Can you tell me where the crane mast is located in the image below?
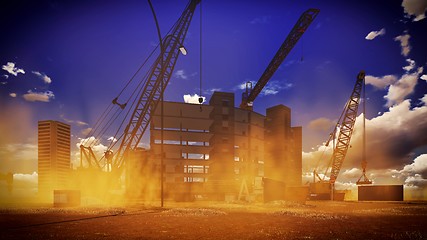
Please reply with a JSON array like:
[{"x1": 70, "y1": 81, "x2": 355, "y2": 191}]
[
  {"x1": 240, "y1": 8, "x2": 319, "y2": 110},
  {"x1": 111, "y1": 0, "x2": 200, "y2": 170},
  {"x1": 329, "y1": 71, "x2": 365, "y2": 184}
]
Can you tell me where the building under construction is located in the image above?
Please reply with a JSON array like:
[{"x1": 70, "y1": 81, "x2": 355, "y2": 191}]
[
  {"x1": 78, "y1": 1, "x2": 317, "y2": 202},
  {"x1": 128, "y1": 91, "x2": 302, "y2": 201}
]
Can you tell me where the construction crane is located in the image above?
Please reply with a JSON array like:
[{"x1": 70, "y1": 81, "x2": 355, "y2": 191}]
[
  {"x1": 356, "y1": 70, "x2": 372, "y2": 186},
  {"x1": 80, "y1": 0, "x2": 200, "y2": 174},
  {"x1": 237, "y1": 8, "x2": 319, "y2": 201},
  {"x1": 312, "y1": 71, "x2": 371, "y2": 199},
  {"x1": 240, "y1": 8, "x2": 319, "y2": 111}
]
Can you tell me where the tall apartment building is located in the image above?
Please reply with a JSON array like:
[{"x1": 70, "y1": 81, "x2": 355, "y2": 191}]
[
  {"x1": 150, "y1": 101, "x2": 213, "y2": 200},
  {"x1": 38, "y1": 120, "x2": 71, "y2": 197},
  {"x1": 149, "y1": 91, "x2": 301, "y2": 200}
]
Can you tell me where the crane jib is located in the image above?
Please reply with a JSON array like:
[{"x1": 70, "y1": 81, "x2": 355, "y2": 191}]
[
  {"x1": 112, "y1": 0, "x2": 200, "y2": 170},
  {"x1": 240, "y1": 8, "x2": 319, "y2": 110}
]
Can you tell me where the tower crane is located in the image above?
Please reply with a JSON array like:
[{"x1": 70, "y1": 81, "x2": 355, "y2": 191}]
[
  {"x1": 312, "y1": 71, "x2": 371, "y2": 200},
  {"x1": 80, "y1": 0, "x2": 200, "y2": 175},
  {"x1": 240, "y1": 8, "x2": 319, "y2": 111}
]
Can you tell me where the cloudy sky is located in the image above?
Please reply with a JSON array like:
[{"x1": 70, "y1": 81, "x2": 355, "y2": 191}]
[{"x1": 1, "y1": 0, "x2": 427, "y2": 199}]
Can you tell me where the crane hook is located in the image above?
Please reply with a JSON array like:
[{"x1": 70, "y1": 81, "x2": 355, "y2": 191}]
[{"x1": 112, "y1": 97, "x2": 127, "y2": 110}]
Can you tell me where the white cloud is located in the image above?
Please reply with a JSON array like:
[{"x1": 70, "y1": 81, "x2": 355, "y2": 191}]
[
  {"x1": 394, "y1": 33, "x2": 411, "y2": 57},
  {"x1": 2, "y1": 62, "x2": 25, "y2": 76},
  {"x1": 236, "y1": 80, "x2": 256, "y2": 91},
  {"x1": 81, "y1": 127, "x2": 93, "y2": 136},
  {"x1": 2, "y1": 74, "x2": 8, "y2": 79},
  {"x1": 9, "y1": 93, "x2": 17, "y2": 98},
  {"x1": 401, "y1": 154, "x2": 427, "y2": 175},
  {"x1": 250, "y1": 15, "x2": 272, "y2": 24},
  {"x1": 174, "y1": 69, "x2": 188, "y2": 80},
  {"x1": 360, "y1": 97, "x2": 427, "y2": 170},
  {"x1": 391, "y1": 154, "x2": 427, "y2": 189},
  {"x1": 76, "y1": 121, "x2": 88, "y2": 126},
  {"x1": 365, "y1": 74, "x2": 398, "y2": 89},
  {"x1": 23, "y1": 90, "x2": 55, "y2": 102},
  {"x1": 402, "y1": 0, "x2": 427, "y2": 21},
  {"x1": 283, "y1": 60, "x2": 296, "y2": 67},
  {"x1": 1, "y1": 81, "x2": 7, "y2": 85},
  {"x1": 5, "y1": 143, "x2": 38, "y2": 161},
  {"x1": 108, "y1": 137, "x2": 118, "y2": 142},
  {"x1": 315, "y1": 60, "x2": 332, "y2": 71},
  {"x1": 203, "y1": 88, "x2": 222, "y2": 95},
  {"x1": 367, "y1": 58, "x2": 423, "y2": 107},
  {"x1": 262, "y1": 80, "x2": 293, "y2": 95},
  {"x1": 365, "y1": 28, "x2": 386, "y2": 40},
  {"x1": 341, "y1": 168, "x2": 362, "y2": 179},
  {"x1": 32, "y1": 71, "x2": 52, "y2": 84},
  {"x1": 235, "y1": 80, "x2": 292, "y2": 96},
  {"x1": 14, "y1": 172, "x2": 38, "y2": 185},
  {"x1": 422, "y1": 94, "x2": 427, "y2": 105},
  {"x1": 77, "y1": 136, "x2": 101, "y2": 149},
  {"x1": 303, "y1": 94, "x2": 427, "y2": 185},
  {"x1": 60, "y1": 115, "x2": 87, "y2": 126},
  {"x1": 183, "y1": 93, "x2": 205, "y2": 104},
  {"x1": 13, "y1": 172, "x2": 38, "y2": 197},
  {"x1": 421, "y1": 74, "x2": 427, "y2": 81},
  {"x1": 76, "y1": 136, "x2": 108, "y2": 168},
  {"x1": 403, "y1": 59, "x2": 416, "y2": 72},
  {"x1": 307, "y1": 117, "x2": 335, "y2": 132},
  {"x1": 404, "y1": 174, "x2": 427, "y2": 187},
  {"x1": 414, "y1": 14, "x2": 427, "y2": 21},
  {"x1": 385, "y1": 67, "x2": 423, "y2": 107},
  {"x1": 1, "y1": 143, "x2": 38, "y2": 174},
  {"x1": 137, "y1": 142, "x2": 150, "y2": 149},
  {"x1": 302, "y1": 143, "x2": 334, "y2": 173}
]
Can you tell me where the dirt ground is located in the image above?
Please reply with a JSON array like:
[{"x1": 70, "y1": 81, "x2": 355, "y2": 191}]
[{"x1": 1, "y1": 201, "x2": 426, "y2": 240}]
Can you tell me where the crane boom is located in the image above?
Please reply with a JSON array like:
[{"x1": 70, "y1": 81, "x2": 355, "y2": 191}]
[
  {"x1": 111, "y1": 0, "x2": 201, "y2": 170},
  {"x1": 240, "y1": 8, "x2": 319, "y2": 110},
  {"x1": 329, "y1": 71, "x2": 365, "y2": 184}
]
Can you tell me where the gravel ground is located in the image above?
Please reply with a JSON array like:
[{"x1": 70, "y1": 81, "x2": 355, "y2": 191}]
[{"x1": 0, "y1": 201, "x2": 426, "y2": 240}]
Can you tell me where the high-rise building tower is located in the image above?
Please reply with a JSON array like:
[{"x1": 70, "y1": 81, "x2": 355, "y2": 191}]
[{"x1": 38, "y1": 120, "x2": 71, "y2": 198}]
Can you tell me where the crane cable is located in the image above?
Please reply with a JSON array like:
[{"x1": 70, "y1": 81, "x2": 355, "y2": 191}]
[
  {"x1": 81, "y1": 15, "x2": 180, "y2": 148},
  {"x1": 106, "y1": 65, "x2": 154, "y2": 151},
  {"x1": 92, "y1": 5, "x2": 186, "y2": 156},
  {"x1": 79, "y1": 1, "x2": 190, "y2": 169},
  {"x1": 313, "y1": 98, "x2": 350, "y2": 181},
  {"x1": 84, "y1": 51, "x2": 157, "y2": 166},
  {"x1": 323, "y1": 100, "x2": 349, "y2": 180},
  {"x1": 94, "y1": 61, "x2": 157, "y2": 168},
  {"x1": 81, "y1": 104, "x2": 114, "y2": 146},
  {"x1": 81, "y1": 48, "x2": 158, "y2": 147},
  {"x1": 199, "y1": 1, "x2": 203, "y2": 102}
]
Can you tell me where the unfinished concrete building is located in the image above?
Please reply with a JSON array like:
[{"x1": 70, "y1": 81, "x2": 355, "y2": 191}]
[
  {"x1": 265, "y1": 105, "x2": 302, "y2": 186},
  {"x1": 149, "y1": 91, "x2": 301, "y2": 200}
]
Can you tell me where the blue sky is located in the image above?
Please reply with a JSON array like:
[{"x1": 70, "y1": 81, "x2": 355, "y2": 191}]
[{"x1": 1, "y1": 0, "x2": 427, "y2": 198}]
